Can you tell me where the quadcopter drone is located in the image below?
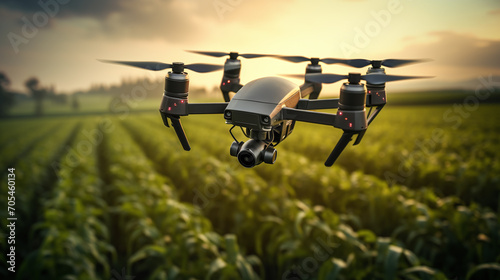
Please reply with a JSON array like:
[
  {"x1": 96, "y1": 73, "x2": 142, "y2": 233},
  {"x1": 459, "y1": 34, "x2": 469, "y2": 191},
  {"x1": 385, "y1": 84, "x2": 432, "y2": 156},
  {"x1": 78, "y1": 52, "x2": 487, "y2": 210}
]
[{"x1": 100, "y1": 52, "x2": 430, "y2": 168}]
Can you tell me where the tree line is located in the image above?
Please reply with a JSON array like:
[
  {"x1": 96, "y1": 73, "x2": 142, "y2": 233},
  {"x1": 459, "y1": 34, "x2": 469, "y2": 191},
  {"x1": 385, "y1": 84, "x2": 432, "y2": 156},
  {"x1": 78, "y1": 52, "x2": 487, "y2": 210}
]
[
  {"x1": 0, "y1": 71, "x2": 77, "y2": 117},
  {"x1": 0, "y1": 71, "x2": 216, "y2": 117}
]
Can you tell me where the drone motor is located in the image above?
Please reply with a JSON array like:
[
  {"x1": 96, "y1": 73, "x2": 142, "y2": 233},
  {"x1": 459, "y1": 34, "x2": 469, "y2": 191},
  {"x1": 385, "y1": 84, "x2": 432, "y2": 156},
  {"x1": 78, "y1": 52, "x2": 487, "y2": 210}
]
[{"x1": 186, "y1": 50, "x2": 274, "y2": 102}]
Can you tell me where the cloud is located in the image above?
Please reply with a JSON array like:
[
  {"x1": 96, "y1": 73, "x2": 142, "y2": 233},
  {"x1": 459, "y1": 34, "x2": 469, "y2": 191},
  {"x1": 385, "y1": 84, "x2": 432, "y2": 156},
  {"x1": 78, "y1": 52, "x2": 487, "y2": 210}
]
[
  {"x1": 377, "y1": 31, "x2": 500, "y2": 91},
  {"x1": 0, "y1": 0, "x2": 125, "y2": 19},
  {"x1": 94, "y1": 1, "x2": 211, "y2": 42},
  {"x1": 0, "y1": 0, "x2": 211, "y2": 42},
  {"x1": 0, "y1": 0, "x2": 293, "y2": 43},
  {"x1": 400, "y1": 31, "x2": 500, "y2": 70}
]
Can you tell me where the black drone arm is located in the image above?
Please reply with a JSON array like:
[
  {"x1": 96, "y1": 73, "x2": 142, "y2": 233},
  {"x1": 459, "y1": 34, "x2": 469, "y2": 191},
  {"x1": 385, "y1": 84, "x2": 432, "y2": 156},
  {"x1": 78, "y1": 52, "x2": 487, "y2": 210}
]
[
  {"x1": 282, "y1": 107, "x2": 336, "y2": 126},
  {"x1": 188, "y1": 103, "x2": 228, "y2": 114},
  {"x1": 282, "y1": 106, "x2": 366, "y2": 167},
  {"x1": 352, "y1": 104, "x2": 385, "y2": 145},
  {"x1": 299, "y1": 82, "x2": 322, "y2": 99},
  {"x1": 161, "y1": 102, "x2": 228, "y2": 151},
  {"x1": 325, "y1": 131, "x2": 354, "y2": 166},
  {"x1": 221, "y1": 83, "x2": 243, "y2": 102},
  {"x1": 366, "y1": 105, "x2": 385, "y2": 126},
  {"x1": 296, "y1": 98, "x2": 339, "y2": 110},
  {"x1": 159, "y1": 113, "x2": 191, "y2": 151},
  {"x1": 169, "y1": 117, "x2": 191, "y2": 151},
  {"x1": 299, "y1": 83, "x2": 314, "y2": 97}
]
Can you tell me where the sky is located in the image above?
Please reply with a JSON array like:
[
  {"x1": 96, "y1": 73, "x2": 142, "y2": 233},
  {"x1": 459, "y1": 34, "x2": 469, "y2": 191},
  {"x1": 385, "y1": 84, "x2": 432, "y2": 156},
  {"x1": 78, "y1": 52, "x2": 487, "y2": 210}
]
[{"x1": 1, "y1": 0, "x2": 500, "y2": 95}]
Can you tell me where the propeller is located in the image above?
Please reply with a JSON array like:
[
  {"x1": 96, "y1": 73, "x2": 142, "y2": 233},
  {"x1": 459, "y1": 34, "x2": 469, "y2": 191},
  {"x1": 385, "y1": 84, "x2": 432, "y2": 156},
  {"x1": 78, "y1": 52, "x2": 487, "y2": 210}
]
[
  {"x1": 271, "y1": 55, "x2": 345, "y2": 65},
  {"x1": 99, "y1": 59, "x2": 225, "y2": 73},
  {"x1": 285, "y1": 73, "x2": 432, "y2": 85},
  {"x1": 327, "y1": 58, "x2": 431, "y2": 68},
  {"x1": 186, "y1": 50, "x2": 275, "y2": 60}
]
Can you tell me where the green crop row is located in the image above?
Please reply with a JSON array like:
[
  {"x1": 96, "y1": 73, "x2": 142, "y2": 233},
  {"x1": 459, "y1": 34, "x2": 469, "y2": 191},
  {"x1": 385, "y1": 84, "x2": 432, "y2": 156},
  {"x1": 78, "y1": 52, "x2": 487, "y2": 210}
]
[
  {"x1": 121, "y1": 116, "x2": 451, "y2": 279},
  {"x1": 11, "y1": 119, "x2": 110, "y2": 279},
  {"x1": 0, "y1": 120, "x2": 62, "y2": 172},
  {"x1": 0, "y1": 119, "x2": 49, "y2": 147},
  {"x1": 152, "y1": 104, "x2": 500, "y2": 212},
  {"x1": 1, "y1": 103, "x2": 499, "y2": 279},
  {"x1": 278, "y1": 105, "x2": 500, "y2": 211},
  {"x1": 123, "y1": 110, "x2": 500, "y2": 279},
  {"x1": 104, "y1": 120, "x2": 261, "y2": 279},
  {"x1": 0, "y1": 119, "x2": 80, "y2": 279}
]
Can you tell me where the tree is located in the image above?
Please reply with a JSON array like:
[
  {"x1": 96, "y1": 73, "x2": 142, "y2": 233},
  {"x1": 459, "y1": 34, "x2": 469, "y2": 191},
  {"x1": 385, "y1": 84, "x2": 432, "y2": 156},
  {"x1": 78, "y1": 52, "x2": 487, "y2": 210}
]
[
  {"x1": 72, "y1": 95, "x2": 80, "y2": 110},
  {"x1": 0, "y1": 72, "x2": 14, "y2": 117},
  {"x1": 25, "y1": 77, "x2": 46, "y2": 116}
]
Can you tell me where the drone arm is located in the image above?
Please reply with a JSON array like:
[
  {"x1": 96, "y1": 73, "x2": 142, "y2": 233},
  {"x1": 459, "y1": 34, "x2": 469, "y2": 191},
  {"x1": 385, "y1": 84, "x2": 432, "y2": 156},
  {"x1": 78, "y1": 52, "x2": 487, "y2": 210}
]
[
  {"x1": 325, "y1": 132, "x2": 354, "y2": 166},
  {"x1": 299, "y1": 82, "x2": 322, "y2": 99},
  {"x1": 188, "y1": 103, "x2": 228, "y2": 114},
  {"x1": 282, "y1": 107, "x2": 367, "y2": 166},
  {"x1": 159, "y1": 103, "x2": 228, "y2": 151},
  {"x1": 233, "y1": 83, "x2": 243, "y2": 92},
  {"x1": 170, "y1": 117, "x2": 191, "y2": 151},
  {"x1": 352, "y1": 105, "x2": 384, "y2": 146},
  {"x1": 367, "y1": 105, "x2": 384, "y2": 126},
  {"x1": 282, "y1": 107, "x2": 336, "y2": 126},
  {"x1": 160, "y1": 113, "x2": 191, "y2": 151},
  {"x1": 296, "y1": 98, "x2": 339, "y2": 110},
  {"x1": 300, "y1": 83, "x2": 314, "y2": 97},
  {"x1": 221, "y1": 83, "x2": 243, "y2": 102}
]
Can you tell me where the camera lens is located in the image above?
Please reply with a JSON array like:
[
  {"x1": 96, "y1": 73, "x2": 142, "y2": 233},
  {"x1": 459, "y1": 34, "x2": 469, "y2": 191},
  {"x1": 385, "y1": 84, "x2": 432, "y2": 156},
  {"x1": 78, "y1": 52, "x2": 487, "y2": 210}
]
[{"x1": 238, "y1": 151, "x2": 256, "y2": 168}]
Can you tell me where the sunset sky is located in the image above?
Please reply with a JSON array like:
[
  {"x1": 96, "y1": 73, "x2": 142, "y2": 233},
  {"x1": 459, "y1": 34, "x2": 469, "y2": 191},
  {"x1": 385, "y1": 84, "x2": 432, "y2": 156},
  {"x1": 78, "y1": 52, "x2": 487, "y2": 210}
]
[{"x1": 1, "y1": 0, "x2": 499, "y2": 95}]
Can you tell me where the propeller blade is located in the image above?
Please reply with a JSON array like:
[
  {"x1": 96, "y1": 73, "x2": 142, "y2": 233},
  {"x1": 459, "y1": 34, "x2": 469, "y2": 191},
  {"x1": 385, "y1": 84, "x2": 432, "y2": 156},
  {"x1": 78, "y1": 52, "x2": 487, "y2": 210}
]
[
  {"x1": 304, "y1": 73, "x2": 349, "y2": 84},
  {"x1": 185, "y1": 50, "x2": 229, "y2": 58},
  {"x1": 271, "y1": 56, "x2": 356, "y2": 65},
  {"x1": 274, "y1": 55, "x2": 311, "y2": 63},
  {"x1": 99, "y1": 59, "x2": 171, "y2": 71},
  {"x1": 325, "y1": 132, "x2": 354, "y2": 166},
  {"x1": 187, "y1": 50, "x2": 276, "y2": 59},
  {"x1": 362, "y1": 74, "x2": 433, "y2": 85},
  {"x1": 382, "y1": 58, "x2": 432, "y2": 68},
  {"x1": 320, "y1": 58, "x2": 347, "y2": 65},
  {"x1": 332, "y1": 59, "x2": 371, "y2": 68},
  {"x1": 288, "y1": 73, "x2": 431, "y2": 85},
  {"x1": 185, "y1": 63, "x2": 224, "y2": 73},
  {"x1": 239, "y1": 53, "x2": 274, "y2": 59},
  {"x1": 270, "y1": 56, "x2": 373, "y2": 66}
]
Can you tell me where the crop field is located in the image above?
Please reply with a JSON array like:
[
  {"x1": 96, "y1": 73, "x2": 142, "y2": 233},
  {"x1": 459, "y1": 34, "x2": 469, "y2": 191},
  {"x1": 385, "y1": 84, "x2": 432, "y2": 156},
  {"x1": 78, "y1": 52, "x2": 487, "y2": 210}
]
[{"x1": 0, "y1": 100, "x2": 499, "y2": 280}]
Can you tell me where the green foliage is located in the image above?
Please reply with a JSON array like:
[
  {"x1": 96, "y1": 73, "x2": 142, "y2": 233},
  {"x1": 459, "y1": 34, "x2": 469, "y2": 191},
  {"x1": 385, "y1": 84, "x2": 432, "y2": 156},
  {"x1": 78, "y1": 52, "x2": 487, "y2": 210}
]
[
  {"x1": 0, "y1": 104, "x2": 499, "y2": 279},
  {"x1": 0, "y1": 119, "x2": 79, "y2": 279},
  {"x1": 15, "y1": 119, "x2": 112, "y2": 280}
]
